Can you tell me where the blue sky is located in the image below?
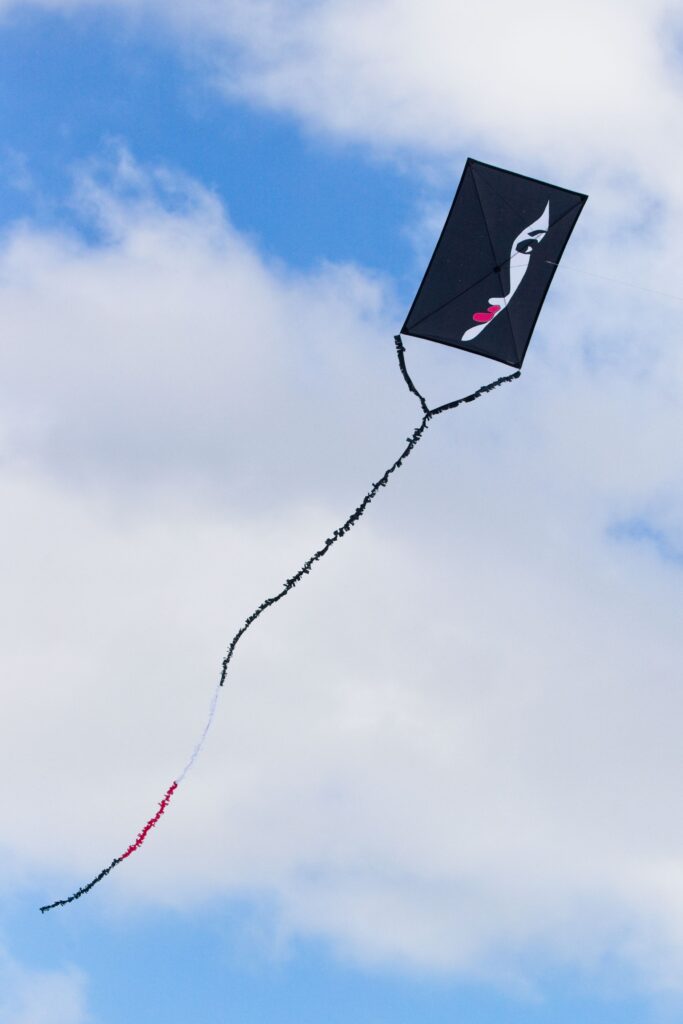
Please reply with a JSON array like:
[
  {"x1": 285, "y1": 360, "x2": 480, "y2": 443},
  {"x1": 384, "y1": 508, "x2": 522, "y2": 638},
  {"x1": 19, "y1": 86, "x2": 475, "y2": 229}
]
[
  {"x1": 0, "y1": 7, "x2": 419, "y2": 277},
  {"x1": 2, "y1": 2, "x2": 683, "y2": 1022}
]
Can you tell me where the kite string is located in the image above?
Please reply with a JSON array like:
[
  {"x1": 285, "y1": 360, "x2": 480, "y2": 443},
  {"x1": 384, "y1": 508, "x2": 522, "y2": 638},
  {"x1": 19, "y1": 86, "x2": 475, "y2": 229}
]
[
  {"x1": 39, "y1": 337, "x2": 520, "y2": 914},
  {"x1": 545, "y1": 259, "x2": 683, "y2": 303}
]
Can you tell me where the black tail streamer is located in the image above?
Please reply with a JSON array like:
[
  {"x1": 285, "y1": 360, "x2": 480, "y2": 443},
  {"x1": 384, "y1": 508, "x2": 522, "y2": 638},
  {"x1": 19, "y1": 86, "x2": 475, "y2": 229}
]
[
  {"x1": 39, "y1": 335, "x2": 519, "y2": 913},
  {"x1": 40, "y1": 857, "x2": 123, "y2": 913},
  {"x1": 219, "y1": 338, "x2": 520, "y2": 686}
]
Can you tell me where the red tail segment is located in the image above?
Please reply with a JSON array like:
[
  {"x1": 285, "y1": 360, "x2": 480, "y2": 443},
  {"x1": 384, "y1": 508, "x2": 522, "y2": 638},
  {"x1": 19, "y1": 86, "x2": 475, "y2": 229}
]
[{"x1": 120, "y1": 781, "x2": 178, "y2": 860}]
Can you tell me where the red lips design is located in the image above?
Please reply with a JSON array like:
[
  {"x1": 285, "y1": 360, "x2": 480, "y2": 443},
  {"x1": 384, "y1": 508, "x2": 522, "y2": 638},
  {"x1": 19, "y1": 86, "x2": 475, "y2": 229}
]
[{"x1": 472, "y1": 304, "x2": 501, "y2": 324}]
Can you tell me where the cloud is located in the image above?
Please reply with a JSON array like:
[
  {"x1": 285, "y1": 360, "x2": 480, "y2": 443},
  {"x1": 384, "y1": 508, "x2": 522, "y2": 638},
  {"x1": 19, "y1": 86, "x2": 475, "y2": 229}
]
[
  {"x1": 3, "y1": 0, "x2": 683, "y2": 199},
  {"x1": 1, "y1": 149, "x2": 683, "y2": 992},
  {"x1": 0, "y1": 945, "x2": 89, "y2": 1024},
  {"x1": 205, "y1": 0, "x2": 683, "y2": 183},
  {"x1": 0, "y1": 146, "x2": 400, "y2": 505}
]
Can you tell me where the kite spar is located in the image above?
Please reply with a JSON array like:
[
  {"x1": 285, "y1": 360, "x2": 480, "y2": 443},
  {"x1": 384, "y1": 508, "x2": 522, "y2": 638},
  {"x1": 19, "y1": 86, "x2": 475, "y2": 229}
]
[{"x1": 40, "y1": 158, "x2": 586, "y2": 913}]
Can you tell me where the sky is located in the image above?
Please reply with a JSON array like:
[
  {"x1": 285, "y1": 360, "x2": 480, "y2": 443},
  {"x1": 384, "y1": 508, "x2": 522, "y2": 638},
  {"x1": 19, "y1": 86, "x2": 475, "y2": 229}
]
[{"x1": 2, "y1": 1, "x2": 683, "y2": 1021}]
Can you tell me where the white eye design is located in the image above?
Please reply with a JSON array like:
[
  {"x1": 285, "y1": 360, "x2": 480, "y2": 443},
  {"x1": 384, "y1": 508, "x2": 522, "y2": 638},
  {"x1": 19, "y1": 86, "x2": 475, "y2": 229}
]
[{"x1": 462, "y1": 201, "x2": 549, "y2": 343}]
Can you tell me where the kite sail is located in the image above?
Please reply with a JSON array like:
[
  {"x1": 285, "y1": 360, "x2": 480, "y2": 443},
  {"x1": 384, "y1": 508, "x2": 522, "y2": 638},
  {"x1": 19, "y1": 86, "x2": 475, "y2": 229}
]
[
  {"x1": 40, "y1": 158, "x2": 586, "y2": 913},
  {"x1": 403, "y1": 158, "x2": 587, "y2": 367}
]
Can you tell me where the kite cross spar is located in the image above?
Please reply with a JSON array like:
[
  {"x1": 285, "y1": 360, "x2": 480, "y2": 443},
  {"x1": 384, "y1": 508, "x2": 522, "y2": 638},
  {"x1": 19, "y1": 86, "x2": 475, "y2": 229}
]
[{"x1": 40, "y1": 158, "x2": 587, "y2": 913}]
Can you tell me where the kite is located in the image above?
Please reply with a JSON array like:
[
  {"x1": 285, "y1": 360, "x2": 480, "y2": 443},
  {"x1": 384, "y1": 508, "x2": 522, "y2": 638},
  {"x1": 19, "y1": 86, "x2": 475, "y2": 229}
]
[{"x1": 40, "y1": 158, "x2": 587, "y2": 913}]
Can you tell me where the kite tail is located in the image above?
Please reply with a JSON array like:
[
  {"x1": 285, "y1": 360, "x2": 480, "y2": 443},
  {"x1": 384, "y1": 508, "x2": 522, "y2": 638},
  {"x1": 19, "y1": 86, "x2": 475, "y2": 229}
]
[
  {"x1": 39, "y1": 337, "x2": 519, "y2": 913},
  {"x1": 218, "y1": 411, "x2": 430, "y2": 686},
  {"x1": 39, "y1": 783, "x2": 178, "y2": 913}
]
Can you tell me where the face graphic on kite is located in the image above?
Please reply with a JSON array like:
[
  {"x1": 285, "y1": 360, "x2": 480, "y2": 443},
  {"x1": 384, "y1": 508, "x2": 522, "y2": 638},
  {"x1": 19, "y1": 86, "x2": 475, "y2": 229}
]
[{"x1": 462, "y1": 201, "x2": 550, "y2": 343}]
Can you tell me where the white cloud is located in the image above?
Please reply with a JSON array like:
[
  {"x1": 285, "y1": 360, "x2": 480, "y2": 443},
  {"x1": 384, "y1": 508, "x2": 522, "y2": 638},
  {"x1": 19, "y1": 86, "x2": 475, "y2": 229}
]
[
  {"x1": 1, "y1": 152, "x2": 683, "y2": 993},
  {"x1": 206, "y1": 0, "x2": 683, "y2": 182},
  {"x1": 3, "y1": 0, "x2": 683, "y2": 201},
  {"x1": 0, "y1": 147, "x2": 400, "y2": 504},
  {"x1": 0, "y1": 946, "x2": 89, "y2": 1024}
]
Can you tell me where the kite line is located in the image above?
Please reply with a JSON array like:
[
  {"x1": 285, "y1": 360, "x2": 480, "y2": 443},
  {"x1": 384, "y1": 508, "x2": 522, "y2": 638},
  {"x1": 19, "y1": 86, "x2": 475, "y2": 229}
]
[
  {"x1": 545, "y1": 259, "x2": 683, "y2": 304},
  {"x1": 40, "y1": 337, "x2": 519, "y2": 914}
]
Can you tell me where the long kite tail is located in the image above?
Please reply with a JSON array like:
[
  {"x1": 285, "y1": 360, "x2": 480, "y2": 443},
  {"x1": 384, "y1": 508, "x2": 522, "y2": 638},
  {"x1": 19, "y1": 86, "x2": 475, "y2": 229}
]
[{"x1": 39, "y1": 337, "x2": 519, "y2": 913}]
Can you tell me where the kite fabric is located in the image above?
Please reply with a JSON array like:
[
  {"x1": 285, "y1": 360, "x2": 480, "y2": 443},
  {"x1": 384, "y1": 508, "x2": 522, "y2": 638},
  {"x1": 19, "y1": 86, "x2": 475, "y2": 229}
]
[
  {"x1": 40, "y1": 157, "x2": 586, "y2": 914},
  {"x1": 402, "y1": 158, "x2": 588, "y2": 368}
]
